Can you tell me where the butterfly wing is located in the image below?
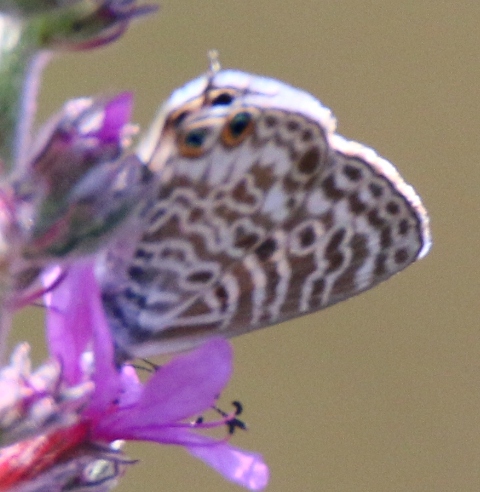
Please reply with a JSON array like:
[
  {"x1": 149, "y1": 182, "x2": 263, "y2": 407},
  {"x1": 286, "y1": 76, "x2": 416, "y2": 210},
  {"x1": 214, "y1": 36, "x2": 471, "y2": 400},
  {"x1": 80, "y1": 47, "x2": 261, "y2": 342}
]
[{"x1": 97, "y1": 70, "x2": 430, "y2": 357}]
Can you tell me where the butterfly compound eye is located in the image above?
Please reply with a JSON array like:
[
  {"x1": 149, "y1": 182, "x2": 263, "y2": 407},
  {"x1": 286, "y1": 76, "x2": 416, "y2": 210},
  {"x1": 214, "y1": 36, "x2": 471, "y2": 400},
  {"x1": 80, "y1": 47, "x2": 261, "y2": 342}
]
[
  {"x1": 211, "y1": 92, "x2": 234, "y2": 106},
  {"x1": 221, "y1": 110, "x2": 255, "y2": 147},
  {"x1": 208, "y1": 88, "x2": 236, "y2": 106}
]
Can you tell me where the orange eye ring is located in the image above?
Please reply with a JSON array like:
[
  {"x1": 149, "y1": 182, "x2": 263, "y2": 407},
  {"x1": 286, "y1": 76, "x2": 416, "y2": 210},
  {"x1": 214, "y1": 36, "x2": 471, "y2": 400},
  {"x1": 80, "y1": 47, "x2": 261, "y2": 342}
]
[{"x1": 221, "y1": 109, "x2": 256, "y2": 148}]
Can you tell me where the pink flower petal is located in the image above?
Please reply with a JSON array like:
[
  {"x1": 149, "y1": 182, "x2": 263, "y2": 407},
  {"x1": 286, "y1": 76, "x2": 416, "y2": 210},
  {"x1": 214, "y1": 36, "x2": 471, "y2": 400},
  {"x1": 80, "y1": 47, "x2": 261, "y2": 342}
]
[
  {"x1": 97, "y1": 339, "x2": 233, "y2": 434},
  {"x1": 88, "y1": 269, "x2": 121, "y2": 415},
  {"x1": 44, "y1": 261, "x2": 120, "y2": 407},
  {"x1": 118, "y1": 422, "x2": 269, "y2": 490},
  {"x1": 187, "y1": 437, "x2": 269, "y2": 491},
  {"x1": 92, "y1": 423, "x2": 269, "y2": 491},
  {"x1": 136, "y1": 338, "x2": 232, "y2": 420},
  {"x1": 96, "y1": 92, "x2": 133, "y2": 142},
  {"x1": 117, "y1": 365, "x2": 142, "y2": 407},
  {"x1": 44, "y1": 264, "x2": 93, "y2": 385}
]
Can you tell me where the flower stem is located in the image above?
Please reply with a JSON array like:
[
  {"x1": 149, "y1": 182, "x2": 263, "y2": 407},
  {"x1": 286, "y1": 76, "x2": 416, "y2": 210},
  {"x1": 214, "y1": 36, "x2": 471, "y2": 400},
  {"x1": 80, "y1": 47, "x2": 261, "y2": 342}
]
[
  {"x1": 0, "y1": 13, "x2": 36, "y2": 172},
  {"x1": 0, "y1": 1, "x2": 136, "y2": 174}
]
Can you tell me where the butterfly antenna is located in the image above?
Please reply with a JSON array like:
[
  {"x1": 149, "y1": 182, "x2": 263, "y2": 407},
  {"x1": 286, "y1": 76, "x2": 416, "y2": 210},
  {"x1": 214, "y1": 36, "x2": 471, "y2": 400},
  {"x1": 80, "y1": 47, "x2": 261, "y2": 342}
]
[{"x1": 208, "y1": 49, "x2": 221, "y2": 75}]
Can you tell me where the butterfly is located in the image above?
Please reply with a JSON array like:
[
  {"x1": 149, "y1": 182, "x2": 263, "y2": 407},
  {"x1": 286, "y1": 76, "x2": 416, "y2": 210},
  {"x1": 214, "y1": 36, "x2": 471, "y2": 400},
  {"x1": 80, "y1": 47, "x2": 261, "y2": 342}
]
[{"x1": 96, "y1": 66, "x2": 431, "y2": 359}]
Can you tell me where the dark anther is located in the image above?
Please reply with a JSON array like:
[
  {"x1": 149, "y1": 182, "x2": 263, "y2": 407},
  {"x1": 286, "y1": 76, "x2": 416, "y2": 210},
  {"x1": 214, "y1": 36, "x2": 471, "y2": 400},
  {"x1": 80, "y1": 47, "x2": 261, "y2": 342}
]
[
  {"x1": 226, "y1": 416, "x2": 247, "y2": 435},
  {"x1": 232, "y1": 400, "x2": 243, "y2": 415},
  {"x1": 214, "y1": 401, "x2": 247, "y2": 435}
]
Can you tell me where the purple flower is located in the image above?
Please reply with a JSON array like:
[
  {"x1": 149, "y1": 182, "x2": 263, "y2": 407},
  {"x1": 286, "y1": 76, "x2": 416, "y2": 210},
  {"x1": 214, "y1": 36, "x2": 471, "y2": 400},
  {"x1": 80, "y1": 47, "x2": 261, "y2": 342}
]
[
  {"x1": 14, "y1": 92, "x2": 150, "y2": 265},
  {"x1": 41, "y1": 261, "x2": 269, "y2": 490}
]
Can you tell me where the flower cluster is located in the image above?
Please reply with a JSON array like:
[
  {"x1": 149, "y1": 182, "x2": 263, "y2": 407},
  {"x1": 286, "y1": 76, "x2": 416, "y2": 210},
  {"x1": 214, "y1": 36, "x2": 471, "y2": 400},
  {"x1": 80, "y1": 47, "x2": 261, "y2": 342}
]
[
  {"x1": 0, "y1": 2, "x2": 269, "y2": 491},
  {"x1": 0, "y1": 262, "x2": 268, "y2": 490}
]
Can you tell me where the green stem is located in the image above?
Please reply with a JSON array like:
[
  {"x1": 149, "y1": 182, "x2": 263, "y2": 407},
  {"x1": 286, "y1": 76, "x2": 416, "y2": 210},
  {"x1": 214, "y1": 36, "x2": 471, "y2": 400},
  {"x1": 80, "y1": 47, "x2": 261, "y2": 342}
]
[
  {"x1": 0, "y1": 2, "x2": 112, "y2": 173},
  {"x1": 0, "y1": 14, "x2": 36, "y2": 171},
  {"x1": 0, "y1": 1, "x2": 60, "y2": 15}
]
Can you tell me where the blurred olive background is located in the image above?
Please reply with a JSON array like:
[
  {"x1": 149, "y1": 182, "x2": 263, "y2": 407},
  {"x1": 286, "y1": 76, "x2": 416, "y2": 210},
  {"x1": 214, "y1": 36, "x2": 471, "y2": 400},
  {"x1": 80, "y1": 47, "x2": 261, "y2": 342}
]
[{"x1": 10, "y1": 1, "x2": 480, "y2": 491}]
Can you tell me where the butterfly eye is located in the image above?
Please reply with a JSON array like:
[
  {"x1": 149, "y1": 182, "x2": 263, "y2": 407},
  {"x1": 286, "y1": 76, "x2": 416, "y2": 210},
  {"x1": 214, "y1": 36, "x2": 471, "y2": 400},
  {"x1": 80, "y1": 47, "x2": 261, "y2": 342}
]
[
  {"x1": 208, "y1": 88, "x2": 236, "y2": 106},
  {"x1": 178, "y1": 127, "x2": 210, "y2": 158},
  {"x1": 211, "y1": 92, "x2": 234, "y2": 106},
  {"x1": 221, "y1": 110, "x2": 255, "y2": 147}
]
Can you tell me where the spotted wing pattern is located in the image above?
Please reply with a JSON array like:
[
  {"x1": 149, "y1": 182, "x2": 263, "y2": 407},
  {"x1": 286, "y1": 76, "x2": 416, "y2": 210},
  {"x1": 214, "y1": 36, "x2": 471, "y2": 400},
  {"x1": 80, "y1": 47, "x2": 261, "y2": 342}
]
[{"x1": 97, "y1": 70, "x2": 431, "y2": 357}]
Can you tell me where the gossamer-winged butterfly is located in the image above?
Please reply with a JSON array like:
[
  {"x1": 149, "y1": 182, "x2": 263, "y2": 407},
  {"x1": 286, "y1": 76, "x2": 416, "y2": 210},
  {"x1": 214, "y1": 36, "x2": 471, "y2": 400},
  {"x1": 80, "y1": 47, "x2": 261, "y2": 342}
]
[{"x1": 96, "y1": 64, "x2": 431, "y2": 359}]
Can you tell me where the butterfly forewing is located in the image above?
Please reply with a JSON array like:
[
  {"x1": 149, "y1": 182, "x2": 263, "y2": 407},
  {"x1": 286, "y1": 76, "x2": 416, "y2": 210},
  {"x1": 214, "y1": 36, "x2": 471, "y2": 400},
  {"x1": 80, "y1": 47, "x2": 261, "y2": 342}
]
[{"x1": 97, "y1": 70, "x2": 431, "y2": 357}]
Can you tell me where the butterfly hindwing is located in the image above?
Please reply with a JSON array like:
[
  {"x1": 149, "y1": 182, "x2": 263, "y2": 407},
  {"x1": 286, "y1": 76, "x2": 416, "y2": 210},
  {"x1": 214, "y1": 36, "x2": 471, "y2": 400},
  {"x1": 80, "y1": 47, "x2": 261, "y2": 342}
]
[{"x1": 98, "y1": 70, "x2": 430, "y2": 357}]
